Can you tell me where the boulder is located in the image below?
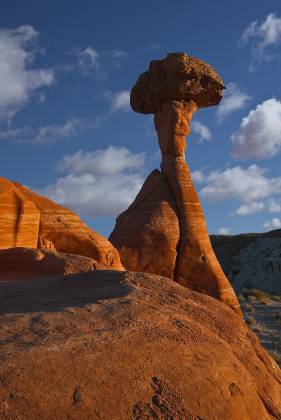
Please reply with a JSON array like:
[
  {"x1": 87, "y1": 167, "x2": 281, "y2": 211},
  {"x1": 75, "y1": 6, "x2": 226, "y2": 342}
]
[
  {"x1": 0, "y1": 271, "x2": 280, "y2": 419},
  {"x1": 130, "y1": 52, "x2": 225, "y2": 114}
]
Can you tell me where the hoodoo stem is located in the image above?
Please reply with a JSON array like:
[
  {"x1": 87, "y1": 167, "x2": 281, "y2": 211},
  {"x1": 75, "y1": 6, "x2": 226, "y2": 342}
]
[{"x1": 155, "y1": 100, "x2": 241, "y2": 315}]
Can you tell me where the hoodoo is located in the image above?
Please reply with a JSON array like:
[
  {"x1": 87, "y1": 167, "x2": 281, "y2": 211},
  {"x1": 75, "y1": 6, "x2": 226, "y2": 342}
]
[{"x1": 110, "y1": 52, "x2": 240, "y2": 314}]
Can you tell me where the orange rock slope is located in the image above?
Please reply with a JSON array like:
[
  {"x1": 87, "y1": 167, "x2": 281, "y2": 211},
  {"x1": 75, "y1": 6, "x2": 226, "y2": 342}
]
[
  {"x1": 0, "y1": 177, "x2": 123, "y2": 271},
  {"x1": 0, "y1": 271, "x2": 280, "y2": 418},
  {"x1": 110, "y1": 53, "x2": 240, "y2": 314},
  {"x1": 0, "y1": 247, "x2": 107, "y2": 281}
]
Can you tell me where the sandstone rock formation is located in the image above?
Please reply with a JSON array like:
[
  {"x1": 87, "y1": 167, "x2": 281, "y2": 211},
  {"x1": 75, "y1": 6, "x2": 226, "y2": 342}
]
[
  {"x1": 110, "y1": 52, "x2": 240, "y2": 314},
  {"x1": 0, "y1": 247, "x2": 107, "y2": 281},
  {"x1": 0, "y1": 271, "x2": 280, "y2": 418},
  {"x1": 0, "y1": 177, "x2": 123, "y2": 271},
  {"x1": 111, "y1": 169, "x2": 180, "y2": 279},
  {"x1": 0, "y1": 177, "x2": 40, "y2": 249}
]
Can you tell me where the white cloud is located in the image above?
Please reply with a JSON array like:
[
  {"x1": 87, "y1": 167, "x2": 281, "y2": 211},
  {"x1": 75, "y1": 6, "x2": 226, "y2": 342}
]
[
  {"x1": 231, "y1": 98, "x2": 281, "y2": 160},
  {"x1": 217, "y1": 227, "x2": 231, "y2": 235},
  {"x1": 216, "y1": 83, "x2": 250, "y2": 121},
  {"x1": 110, "y1": 91, "x2": 130, "y2": 112},
  {"x1": 0, "y1": 118, "x2": 89, "y2": 145},
  {"x1": 235, "y1": 201, "x2": 265, "y2": 216},
  {"x1": 74, "y1": 47, "x2": 127, "y2": 75},
  {"x1": 235, "y1": 198, "x2": 281, "y2": 216},
  {"x1": 34, "y1": 118, "x2": 83, "y2": 144},
  {"x1": 57, "y1": 146, "x2": 145, "y2": 176},
  {"x1": 40, "y1": 146, "x2": 145, "y2": 216},
  {"x1": 241, "y1": 13, "x2": 281, "y2": 69},
  {"x1": 191, "y1": 120, "x2": 212, "y2": 142},
  {"x1": 191, "y1": 170, "x2": 206, "y2": 184},
  {"x1": 76, "y1": 47, "x2": 99, "y2": 72},
  {"x1": 199, "y1": 164, "x2": 281, "y2": 203},
  {"x1": 263, "y1": 217, "x2": 281, "y2": 230},
  {"x1": 0, "y1": 25, "x2": 54, "y2": 121}
]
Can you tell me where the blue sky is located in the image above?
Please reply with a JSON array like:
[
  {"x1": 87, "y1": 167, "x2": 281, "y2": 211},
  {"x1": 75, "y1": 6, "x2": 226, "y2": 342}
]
[{"x1": 1, "y1": 0, "x2": 281, "y2": 237}]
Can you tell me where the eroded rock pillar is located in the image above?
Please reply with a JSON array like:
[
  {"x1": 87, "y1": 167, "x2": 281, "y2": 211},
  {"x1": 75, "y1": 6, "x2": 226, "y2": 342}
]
[{"x1": 155, "y1": 100, "x2": 241, "y2": 315}]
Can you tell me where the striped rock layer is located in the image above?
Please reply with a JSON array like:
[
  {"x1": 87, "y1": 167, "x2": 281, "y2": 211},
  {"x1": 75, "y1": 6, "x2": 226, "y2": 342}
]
[
  {"x1": 0, "y1": 177, "x2": 123, "y2": 271},
  {"x1": 110, "y1": 101, "x2": 241, "y2": 315}
]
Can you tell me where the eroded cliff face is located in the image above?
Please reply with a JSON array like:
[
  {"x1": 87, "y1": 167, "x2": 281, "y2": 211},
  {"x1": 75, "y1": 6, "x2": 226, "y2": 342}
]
[
  {"x1": 0, "y1": 177, "x2": 123, "y2": 271},
  {"x1": 212, "y1": 231, "x2": 281, "y2": 294}
]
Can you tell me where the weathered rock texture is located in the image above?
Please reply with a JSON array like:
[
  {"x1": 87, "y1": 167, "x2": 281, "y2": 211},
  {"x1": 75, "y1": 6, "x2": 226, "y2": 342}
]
[
  {"x1": 110, "y1": 169, "x2": 180, "y2": 279},
  {"x1": 0, "y1": 271, "x2": 280, "y2": 419},
  {"x1": 0, "y1": 247, "x2": 107, "y2": 281},
  {"x1": 111, "y1": 53, "x2": 240, "y2": 314},
  {"x1": 0, "y1": 178, "x2": 40, "y2": 249},
  {"x1": 130, "y1": 52, "x2": 225, "y2": 114},
  {"x1": 211, "y1": 229, "x2": 281, "y2": 294},
  {"x1": 0, "y1": 177, "x2": 123, "y2": 270}
]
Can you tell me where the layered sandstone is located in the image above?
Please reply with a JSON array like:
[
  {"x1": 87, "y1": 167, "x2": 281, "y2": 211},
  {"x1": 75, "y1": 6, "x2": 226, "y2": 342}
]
[
  {"x1": 111, "y1": 53, "x2": 240, "y2": 314},
  {"x1": 0, "y1": 177, "x2": 123, "y2": 271},
  {"x1": 130, "y1": 52, "x2": 225, "y2": 114},
  {"x1": 111, "y1": 169, "x2": 180, "y2": 279},
  {"x1": 0, "y1": 271, "x2": 280, "y2": 418},
  {"x1": 0, "y1": 247, "x2": 107, "y2": 281},
  {"x1": 0, "y1": 178, "x2": 40, "y2": 249}
]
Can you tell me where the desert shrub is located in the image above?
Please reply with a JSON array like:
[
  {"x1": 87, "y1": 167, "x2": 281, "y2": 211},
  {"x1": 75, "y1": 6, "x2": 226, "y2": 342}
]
[
  {"x1": 259, "y1": 297, "x2": 272, "y2": 305},
  {"x1": 243, "y1": 289, "x2": 270, "y2": 299},
  {"x1": 271, "y1": 295, "x2": 281, "y2": 301}
]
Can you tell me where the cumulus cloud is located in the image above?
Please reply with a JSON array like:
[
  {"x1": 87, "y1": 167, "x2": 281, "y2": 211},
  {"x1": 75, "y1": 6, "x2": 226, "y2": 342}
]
[
  {"x1": 0, "y1": 25, "x2": 54, "y2": 121},
  {"x1": 191, "y1": 120, "x2": 212, "y2": 142},
  {"x1": 199, "y1": 164, "x2": 281, "y2": 203},
  {"x1": 110, "y1": 91, "x2": 130, "y2": 112},
  {"x1": 235, "y1": 198, "x2": 281, "y2": 216},
  {"x1": 40, "y1": 146, "x2": 145, "y2": 216},
  {"x1": 216, "y1": 83, "x2": 250, "y2": 121},
  {"x1": 235, "y1": 201, "x2": 265, "y2": 216},
  {"x1": 263, "y1": 217, "x2": 281, "y2": 230},
  {"x1": 217, "y1": 227, "x2": 231, "y2": 235},
  {"x1": 231, "y1": 98, "x2": 281, "y2": 160},
  {"x1": 241, "y1": 13, "x2": 281, "y2": 70},
  {"x1": 57, "y1": 146, "x2": 145, "y2": 176},
  {"x1": 191, "y1": 170, "x2": 206, "y2": 184}
]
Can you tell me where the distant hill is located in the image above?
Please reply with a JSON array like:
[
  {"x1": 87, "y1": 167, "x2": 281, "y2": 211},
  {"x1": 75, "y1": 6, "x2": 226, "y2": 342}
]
[{"x1": 211, "y1": 229, "x2": 281, "y2": 294}]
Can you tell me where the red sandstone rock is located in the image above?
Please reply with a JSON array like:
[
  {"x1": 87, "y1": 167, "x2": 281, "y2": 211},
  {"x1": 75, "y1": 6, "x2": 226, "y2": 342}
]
[
  {"x1": 130, "y1": 52, "x2": 225, "y2": 114},
  {"x1": 0, "y1": 177, "x2": 123, "y2": 271},
  {"x1": 0, "y1": 247, "x2": 107, "y2": 281},
  {"x1": 110, "y1": 169, "x2": 180, "y2": 279},
  {"x1": 0, "y1": 271, "x2": 280, "y2": 418},
  {"x1": 111, "y1": 53, "x2": 241, "y2": 315},
  {"x1": 0, "y1": 178, "x2": 40, "y2": 249}
]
